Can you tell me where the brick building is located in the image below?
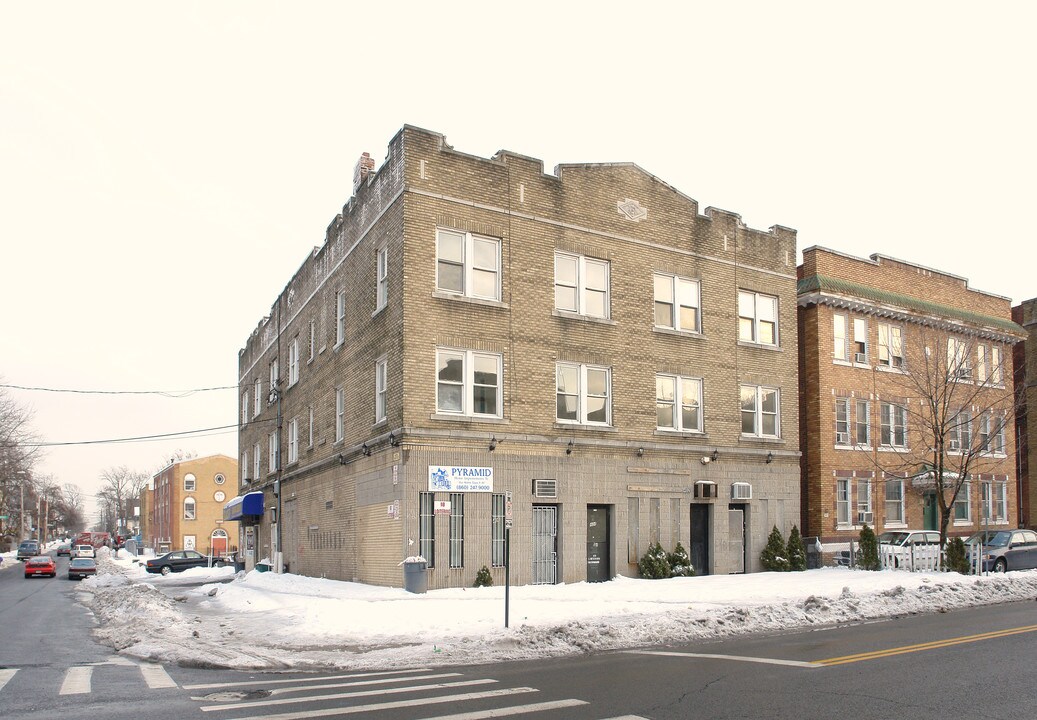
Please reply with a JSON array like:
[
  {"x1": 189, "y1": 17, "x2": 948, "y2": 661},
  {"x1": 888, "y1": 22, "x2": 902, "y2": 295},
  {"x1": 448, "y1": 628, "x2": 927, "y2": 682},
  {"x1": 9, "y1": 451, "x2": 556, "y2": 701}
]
[
  {"x1": 141, "y1": 455, "x2": 237, "y2": 556},
  {"x1": 1012, "y1": 298, "x2": 1037, "y2": 528},
  {"x1": 798, "y1": 247, "x2": 1025, "y2": 546},
  {"x1": 236, "y1": 125, "x2": 800, "y2": 588}
]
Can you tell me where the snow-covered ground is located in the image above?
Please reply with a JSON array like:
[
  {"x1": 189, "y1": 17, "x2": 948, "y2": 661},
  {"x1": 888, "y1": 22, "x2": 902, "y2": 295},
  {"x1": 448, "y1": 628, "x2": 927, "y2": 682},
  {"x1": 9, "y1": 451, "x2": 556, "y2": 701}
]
[{"x1": 31, "y1": 552, "x2": 1031, "y2": 672}]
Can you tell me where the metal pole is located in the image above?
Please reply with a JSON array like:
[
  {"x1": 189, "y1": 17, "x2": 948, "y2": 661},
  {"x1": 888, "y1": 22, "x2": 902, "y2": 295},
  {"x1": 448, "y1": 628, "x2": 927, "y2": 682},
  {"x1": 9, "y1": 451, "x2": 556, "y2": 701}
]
[{"x1": 504, "y1": 526, "x2": 510, "y2": 628}]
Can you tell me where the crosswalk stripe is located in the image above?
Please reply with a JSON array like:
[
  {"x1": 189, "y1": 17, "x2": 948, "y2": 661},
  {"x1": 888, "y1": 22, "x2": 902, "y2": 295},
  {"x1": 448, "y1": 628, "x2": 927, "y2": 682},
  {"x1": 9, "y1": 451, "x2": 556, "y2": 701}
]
[
  {"x1": 411, "y1": 699, "x2": 589, "y2": 719},
  {"x1": 200, "y1": 678, "x2": 498, "y2": 712},
  {"x1": 261, "y1": 673, "x2": 462, "y2": 697},
  {"x1": 140, "y1": 664, "x2": 177, "y2": 689},
  {"x1": 183, "y1": 667, "x2": 430, "y2": 691},
  {"x1": 0, "y1": 669, "x2": 17, "y2": 692},
  {"x1": 600, "y1": 716, "x2": 653, "y2": 719},
  {"x1": 60, "y1": 666, "x2": 93, "y2": 695},
  {"x1": 219, "y1": 687, "x2": 539, "y2": 720}
]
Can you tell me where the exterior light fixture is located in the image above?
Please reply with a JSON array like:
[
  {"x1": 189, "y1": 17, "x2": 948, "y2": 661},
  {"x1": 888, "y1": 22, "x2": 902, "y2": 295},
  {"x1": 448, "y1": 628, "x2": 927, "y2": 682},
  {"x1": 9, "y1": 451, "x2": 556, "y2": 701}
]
[
  {"x1": 389, "y1": 432, "x2": 400, "y2": 447},
  {"x1": 361, "y1": 443, "x2": 371, "y2": 457},
  {"x1": 637, "y1": 447, "x2": 644, "y2": 457},
  {"x1": 711, "y1": 449, "x2": 719, "y2": 462},
  {"x1": 489, "y1": 436, "x2": 497, "y2": 452},
  {"x1": 766, "y1": 452, "x2": 774, "y2": 464},
  {"x1": 566, "y1": 439, "x2": 574, "y2": 455}
]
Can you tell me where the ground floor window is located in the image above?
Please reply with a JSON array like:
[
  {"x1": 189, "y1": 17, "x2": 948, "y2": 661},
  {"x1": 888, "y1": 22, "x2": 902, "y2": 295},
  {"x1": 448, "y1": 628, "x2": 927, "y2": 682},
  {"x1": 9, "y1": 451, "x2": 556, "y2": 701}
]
[
  {"x1": 449, "y1": 492, "x2": 464, "y2": 568},
  {"x1": 884, "y1": 477, "x2": 904, "y2": 523},
  {"x1": 954, "y1": 481, "x2": 971, "y2": 522},
  {"x1": 419, "y1": 492, "x2": 435, "y2": 568},
  {"x1": 836, "y1": 478, "x2": 851, "y2": 526}
]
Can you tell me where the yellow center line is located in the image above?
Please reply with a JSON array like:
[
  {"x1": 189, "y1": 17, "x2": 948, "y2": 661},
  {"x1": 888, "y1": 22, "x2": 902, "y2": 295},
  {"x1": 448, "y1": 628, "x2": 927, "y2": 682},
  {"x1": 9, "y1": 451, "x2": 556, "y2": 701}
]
[{"x1": 815, "y1": 624, "x2": 1037, "y2": 666}]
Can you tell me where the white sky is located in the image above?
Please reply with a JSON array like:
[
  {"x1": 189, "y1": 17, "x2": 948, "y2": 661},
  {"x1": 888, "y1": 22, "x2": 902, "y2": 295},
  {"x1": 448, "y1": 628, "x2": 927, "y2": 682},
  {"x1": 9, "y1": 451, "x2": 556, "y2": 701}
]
[{"x1": 2, "y1": 2, "x2": 1036, "y2": 521}]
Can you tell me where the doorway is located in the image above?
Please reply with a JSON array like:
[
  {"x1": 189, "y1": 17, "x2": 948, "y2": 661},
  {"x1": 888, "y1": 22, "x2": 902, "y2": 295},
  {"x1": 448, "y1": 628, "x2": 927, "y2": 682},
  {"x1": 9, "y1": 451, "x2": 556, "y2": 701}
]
[
  {"x1": 690, "y1": 504, "x2": 711, "y2": 576},
  {"x1": 586, "y1": 505, "x2": 610, "y2": 582},
  {"x1": 923, "y1": 492, "x2": 938, "y2": 530},
  {"x1": 728, "y1": 504, "x2": 747, "y2": 574},
  {"x1": 532, "y1": 505, "x2": 558, "y2": 584}
]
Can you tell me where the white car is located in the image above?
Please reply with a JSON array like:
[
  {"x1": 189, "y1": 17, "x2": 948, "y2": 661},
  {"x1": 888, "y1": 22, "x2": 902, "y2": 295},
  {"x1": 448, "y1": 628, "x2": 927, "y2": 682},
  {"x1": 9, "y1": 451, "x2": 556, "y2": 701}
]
[
  {"x1": 877, "y1": 530, "x2": 941, "y2": 569},
  {"x1": 71, "y1": 544, "x2": 96, "y2": 559}
]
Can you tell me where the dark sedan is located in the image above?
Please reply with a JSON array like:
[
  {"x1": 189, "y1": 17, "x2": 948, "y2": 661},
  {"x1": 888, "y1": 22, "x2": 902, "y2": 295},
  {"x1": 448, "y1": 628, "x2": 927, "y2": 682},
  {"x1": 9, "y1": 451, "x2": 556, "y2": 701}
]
[
  {"x1": 972, "y1": 529, "x2": 1037, "y2": 572},
  {"x1": 145, "y1": 550, "x2": 219, "y2": 575},
  {"x1": 68, "y1": 557, "x2": 97, "y2": 580}
]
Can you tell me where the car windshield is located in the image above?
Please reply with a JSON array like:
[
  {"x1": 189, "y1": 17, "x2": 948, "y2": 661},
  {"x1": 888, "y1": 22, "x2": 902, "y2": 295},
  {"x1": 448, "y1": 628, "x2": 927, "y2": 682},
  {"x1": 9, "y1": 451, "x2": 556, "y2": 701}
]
[
  {"x1": 985, "y1": 532, "x2": 1012, "y2": 547},
  {"x1": 70, "y1": 559, "x2": 95, "y2": 568},
  {"x1": 19, "y1": 543, "x2": 37, "y2": 550},
  {"x1": 877, "y1": 532, "x2": 909, "y2": 545}
]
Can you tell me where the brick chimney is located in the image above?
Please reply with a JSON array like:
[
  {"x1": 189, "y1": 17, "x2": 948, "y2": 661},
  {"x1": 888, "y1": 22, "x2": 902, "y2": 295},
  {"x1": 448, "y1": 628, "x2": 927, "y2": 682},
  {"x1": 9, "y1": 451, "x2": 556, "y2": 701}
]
[{"x1": 353, "y1": 152, "x2": 376, "y2": 193}]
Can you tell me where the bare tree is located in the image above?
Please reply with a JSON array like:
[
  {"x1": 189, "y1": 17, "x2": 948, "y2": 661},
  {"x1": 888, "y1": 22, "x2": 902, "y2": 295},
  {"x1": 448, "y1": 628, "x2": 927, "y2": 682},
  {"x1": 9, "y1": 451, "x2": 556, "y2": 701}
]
[
  {"x1": 872, "y1": 328, "x2": 1017, "y2": 546},
  {"x1": 97, "y1": 466, "x2": 149, "y2": 534},
  {"x1": 0, "y1": 381, "x2": 41, "y2": 538}
]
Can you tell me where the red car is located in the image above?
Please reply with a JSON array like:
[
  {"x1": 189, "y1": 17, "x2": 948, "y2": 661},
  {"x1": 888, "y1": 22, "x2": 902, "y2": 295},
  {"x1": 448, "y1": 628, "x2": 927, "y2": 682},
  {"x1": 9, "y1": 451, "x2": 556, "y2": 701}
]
[{"x1": 24, "y1": 555, "x2": 56, "y2": 578}]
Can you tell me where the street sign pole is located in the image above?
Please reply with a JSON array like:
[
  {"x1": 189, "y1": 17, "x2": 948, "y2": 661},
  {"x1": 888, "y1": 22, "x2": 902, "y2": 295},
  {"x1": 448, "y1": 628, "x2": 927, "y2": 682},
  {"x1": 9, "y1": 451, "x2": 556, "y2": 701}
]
[{"x1": 504, "y1": 490, "x2": 512, "y2": 628}]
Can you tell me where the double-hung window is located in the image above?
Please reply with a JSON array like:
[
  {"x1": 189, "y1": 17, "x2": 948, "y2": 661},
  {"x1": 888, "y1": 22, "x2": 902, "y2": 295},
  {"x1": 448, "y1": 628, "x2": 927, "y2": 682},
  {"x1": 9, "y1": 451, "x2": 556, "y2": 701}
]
[
  {"x1": 287, "y1": 418, "x2": 298, "y2": 464},
  {"x1": 855, "y1": 399, "x2": 871, "y2": 446},
  {"x1": 241, "y1": 451, "x2": 248, "y2": 484},
  {"x1": 269, "y1": 358, "x2": 279, "y2": 393},
  {"x1": 376, "y1": 246, "x2": 388, "y2": 310},
  {"x1": 740, "y1": 385, "x2": 780, "y2": 437},
  {"x1": 836, "y1": 478, "x2": 851, "y2": 526},
  {"x1": 556, "y1": 362, "x2": 611, "y2": 425},
  {"x1": 994, "y1": 481, "x2": 1007, "y2": 522},
  {"x1": 308, "y1": 319, "x2": 316, "y2": 361},
  {"x1": 856, "y1": 479, "x2": 872, "y2": 521},
  {"x1": 948, "y1": 337, "x2": 971, "y2": 381},
  {"x1": 241, "y1": 391, "x2": 249, "y2": 426},
  {"x1": 655, "y1": 374, "x2": 702, "y2": 432},
  {"x1": 978, "y1": 344, "x2": 1004, "y2": 385},
  {"x1": 253, "y1": 378, "x2": 262, "y2": 417},
  {"x1": 954, "y1": 481, "x2": 971, "y2": 522},
  {"x1": 308, "y1": 406, "x2": 315, "y2": 448},
  {"x1": 852, "y1": 318, "x2": 868, "y2": 364},
  {"x1": 335, "y1": 291, "x2": 346, "y2": 346},
  {"x1": 835, "y1": 398, "x2": 851, "y2": 445},
  {"x1": 949, "y1": 409, "x2": 971, "y2": 452},
  {"x1": 990, "y1": 414, "x2": 1006, "y2": 454},
  {"x1": 833, "y1": 313, "x2": 849, "y2": 361},
  {"x1": 375, "y1": 358, "x2": 388, "y2": 423},
  {"x1": 288, "y1": 336, "x2": 299, "y2": 387},
  {"x1": 737, "y1": 291, "x2": 778, "y2": 345},
  {"x1": 885, "y1": 477, "x2": 904, "y2": 524},
  {"x1": 268, "y1": 431, "x2": 278, "y2": 473},
  {"x1": 436, "y1": 349, "x2": 502, "y2": 417},
  {"x1": 184, "y1": 497, "x2": 196, "y2": 521},
  {"x1": 880, "y1": 402, "x2": 907, "y2": 448},
  {"x1": 253, "y1": 442, "x2": 261, "y2": 480},
  {"x1": 980, "y1": 481, "x2": 994, "y2": 523},
  {"x1": 990, "y1": 346, "x2": 1003, "y2": 385},
  {"x1": 335, "y1": 388, "x2": 345, "y2": 442},
  {"x1": 653, "y1": 274, "x2": 700, "y2": 332},
  {"x1": 878, "y1": 323, "x2": 904, "y2": 369},
  {"x1": 555, "y1": 252, "x2": 610, "y2": 318},
  {"x1": 436, "y1": 229, "x2": 500, "y2": 300}
]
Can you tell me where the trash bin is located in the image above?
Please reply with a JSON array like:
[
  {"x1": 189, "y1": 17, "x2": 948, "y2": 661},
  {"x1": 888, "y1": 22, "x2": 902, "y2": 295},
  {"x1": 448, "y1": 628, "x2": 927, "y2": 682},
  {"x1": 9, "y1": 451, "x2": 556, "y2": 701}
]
[
  {"x1": 806, "y1": 537, "x2": 823, "y2": 570},
  {"x1": 403, "y1": 560, "x2": 428, "y2": 593}
]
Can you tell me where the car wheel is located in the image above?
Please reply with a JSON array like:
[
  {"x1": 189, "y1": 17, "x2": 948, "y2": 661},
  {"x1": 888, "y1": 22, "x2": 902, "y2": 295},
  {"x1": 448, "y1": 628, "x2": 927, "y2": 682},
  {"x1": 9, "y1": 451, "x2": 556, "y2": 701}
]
[
  {"x1": 160, "y1": 565, "x2": 172, "y2": 576},
  {"x1": 993, "y1": 558, "x2": 1007, "y2": 573}
]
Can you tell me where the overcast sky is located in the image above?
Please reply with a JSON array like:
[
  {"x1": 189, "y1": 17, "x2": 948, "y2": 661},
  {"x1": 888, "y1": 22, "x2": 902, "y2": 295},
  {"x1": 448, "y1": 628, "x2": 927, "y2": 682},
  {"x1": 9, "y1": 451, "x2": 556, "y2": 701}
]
[{"x1": 2, "y1": 2, "x2": 1035, "y2": 523}]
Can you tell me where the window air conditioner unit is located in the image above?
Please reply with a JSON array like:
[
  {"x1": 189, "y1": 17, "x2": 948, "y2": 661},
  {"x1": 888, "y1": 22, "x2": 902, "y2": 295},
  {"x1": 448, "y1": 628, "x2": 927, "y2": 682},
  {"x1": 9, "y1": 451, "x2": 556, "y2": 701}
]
[
  {"x1": 948, "y1": 438, "x2": 960, "y2": 451},
  {"x1": 858, "y1": 511, "x2": 874, "y2": 525},
  {"x1": 836, "y1": 431, "x2": 850, "y2": 445},
  {"x1": 694, "y1": 481, "x2": 717, "y2": 499},
  {"x1": 532, "y1": 479, "x2": 558, "y2": 499},
  {"x1": 854, "y1": 352, "x2": 868, "y2": 364},
  {"x1": 731, "y1": 482, "x2": 752, "y2": 500}
]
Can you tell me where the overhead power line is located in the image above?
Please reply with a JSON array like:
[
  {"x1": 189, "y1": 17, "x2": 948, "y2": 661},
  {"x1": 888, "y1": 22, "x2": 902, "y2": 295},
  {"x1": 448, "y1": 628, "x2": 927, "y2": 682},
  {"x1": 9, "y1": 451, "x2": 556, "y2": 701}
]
[
  {"x1": 17, "y1": 423, "x2": 256, "y2": 448},
  {"x1": 0, "y1": 383, "x2": 237, "y2": 397}
]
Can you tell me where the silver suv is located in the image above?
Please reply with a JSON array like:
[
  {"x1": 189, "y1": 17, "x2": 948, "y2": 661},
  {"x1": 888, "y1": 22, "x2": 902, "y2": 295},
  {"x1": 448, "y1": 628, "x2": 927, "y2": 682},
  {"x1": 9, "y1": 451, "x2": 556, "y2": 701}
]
[{"x1": 16, "y1": 540, "x2": 40, "y2": 561}]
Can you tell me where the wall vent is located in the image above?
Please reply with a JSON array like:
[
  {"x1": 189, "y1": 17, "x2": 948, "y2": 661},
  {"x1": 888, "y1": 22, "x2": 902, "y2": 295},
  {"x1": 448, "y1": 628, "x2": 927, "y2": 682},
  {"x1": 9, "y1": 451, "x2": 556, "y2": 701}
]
[{"x1": 532, "y1": 478, "x2": 558, "y2": 498}]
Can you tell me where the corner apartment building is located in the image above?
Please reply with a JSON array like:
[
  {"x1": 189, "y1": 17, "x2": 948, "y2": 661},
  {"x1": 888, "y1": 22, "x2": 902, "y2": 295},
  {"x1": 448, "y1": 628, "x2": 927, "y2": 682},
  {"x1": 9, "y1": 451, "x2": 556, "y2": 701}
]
[
  {"x1": 1013, "y1": 298, "x2": 1037, "y2": 528},
  {"x1": 236, "y1": 125, "x2": 800, "y2": 589},
  {"x1": 798, "y1": 247, "x2": 1025, "y2": 545},
  {"x1": 141, "y1": 454, "x2": 237, "y2": 556}
]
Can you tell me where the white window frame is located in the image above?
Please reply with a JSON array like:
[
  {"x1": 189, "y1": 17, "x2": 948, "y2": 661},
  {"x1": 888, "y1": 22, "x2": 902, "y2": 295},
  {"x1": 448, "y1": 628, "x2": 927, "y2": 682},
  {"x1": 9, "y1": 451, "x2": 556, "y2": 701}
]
[
  {"x1": 241, "y1": 391, "x2": 249, "y2": 426},
  {"x1": 376, "y1": 245, "x2": 388, "y2": 310},
  {"x1": 740, "y1": 384, "x2": 780, "y2": 438},
  {"x1": 950, "y1": 408, "x2": 971, "y2": 452},
  {"x1": 308, "y1": 405, "x2": 315, "y2": 448},
  {"x1": 954, "y1": 481, "x2": 972, "y2": 523},
  {"x1": 948, "y1": 337, "x2": 971, "y2": 381},
  {"x1": 241, "y1": 451, "x2": 249, "y2": 484},
  {"x1": 554, "y1": 251, "x2": 610, "y2": 319},
  {"x1": 308, "y1": 319, "x2": 316, "y2": 361},
  {"x1": 833, "y1": 313, "x2": 849, "y2": 361},
  {"x1": 737, "y1": 290, "x2": 778, "y2": 346},
  {"x1": 253, "y1": 442, "x2": 261, "y2": 481},
  {"x1": 655, "y1": 374, "x2": 703, "y2": 433},
  {"x1": 855, "y1": 399, "x2": 871, "y2": 446},
  {"x1": 183, "y1": 473, "x2": 196, "y2": 492},
  {"x1": 253, "y1": 378, "x2": 262, "y2": 417},
  {"x1": 335, "y1": 388, "x2": 345, "y2": 443},
  {"x1": 880, "y1": 402, "x2": 908, "y2": 448},
  {"x1": 375, "y1": 358, "x2": 388, "y2": 424},
  {"x1": 852, "y1": 317, "x2": 868, "y2": 364},
  {"x1": 288, "y1": 336, "x2": 299, "y2": 387},
  {"x1": 556, "y1": 362, "x2": 612, "y2": 426},
  {"x1": 990, "y1": 346, "x2": 1004, "y2": 385},
  {"x1": 335, "y1": 290, "x2": 346, "y2": 346},
  {"x1": 994, "y1": 481, "x2": 1008, "y2": 522},
  {"x1": 653, "y1": 273, "x2": 700, "y2": 333},
  {"x1": 269, "y1": 358, "x2": 279, "y2": 393},
  {"x1": 183, "y1": 497, "x2": 196, "y2": 521},
  {"x1": 856, "y1": 478, "x2": 872, "y2": 518},
  {"x1": 836, "y1": 478, "x2": 851, "y2": 527},
  {"x1": 268, "y1": 431, "x2": 278, "y2": 473},
  {"x1": 884, "y1": 477, "x2": 904, "y2": 524},
  {"x1": 878, "y1": 323, "x2": 904, "y2": 369},
  {"x1": 287, "y1": 417, "x2": 298, "y2": 464},
  {"x1": 835, "y1": 397, "x2": 851, "y2": 445},
  {"x1": 435, "y1": 228, "x2": 501, "y2": 301},
  {"x1": 435, "y1": 348, "x2": 503, "y2": 418}
]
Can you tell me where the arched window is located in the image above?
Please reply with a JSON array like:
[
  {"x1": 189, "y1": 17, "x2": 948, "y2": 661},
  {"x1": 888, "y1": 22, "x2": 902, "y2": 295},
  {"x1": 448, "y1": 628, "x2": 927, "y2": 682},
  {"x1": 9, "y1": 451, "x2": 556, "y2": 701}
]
[
  {"x1": 183, "y1": 497, "x2": 196, "y2": 520},
  {"x1": 184, "y1": 473, "x2": 197, "y2": 491}
]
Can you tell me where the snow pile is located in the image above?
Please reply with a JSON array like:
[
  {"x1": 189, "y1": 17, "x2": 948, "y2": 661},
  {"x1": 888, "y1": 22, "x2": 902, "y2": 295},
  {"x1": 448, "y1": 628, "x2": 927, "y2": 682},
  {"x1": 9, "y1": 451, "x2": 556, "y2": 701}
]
[{"x1": 79, "y1": 556, "x2": 1037, "y2": 671}]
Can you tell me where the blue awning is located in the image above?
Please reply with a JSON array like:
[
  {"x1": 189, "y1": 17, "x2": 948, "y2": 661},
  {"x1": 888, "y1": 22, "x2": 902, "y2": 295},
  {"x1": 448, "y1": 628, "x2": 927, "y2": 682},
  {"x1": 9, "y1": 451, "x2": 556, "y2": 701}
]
[{"x1": 223, "y1": 491, "x2": 265, "y2": 521}]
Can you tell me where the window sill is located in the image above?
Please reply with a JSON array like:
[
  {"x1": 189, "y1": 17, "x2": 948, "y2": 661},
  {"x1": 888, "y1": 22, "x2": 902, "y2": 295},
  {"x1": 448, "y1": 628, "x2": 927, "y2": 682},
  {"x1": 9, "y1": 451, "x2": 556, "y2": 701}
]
[
  {"x1": 884, "y1": 523, "x2": 907, "y2": 529},
  {"x1": 652, "y1": 326, "x2": 703, "y2": 339},
  {"x1": 432, "y1": 291, "x2": 509, "y2": 310},
  {"x1": 737, "y1": 340, "x2": 781, "y2": 351},
  {"x1": 371, "y1": 305, "x2": 386, "y2": 319},
  {"x1": 875, "y1": 364, "x2": 906, "y2": 374},
  {"x1": 553, "y1": 422, "x2": 618, "y2": 433},
  {"x1": 430, "y1": 413, "x2": 508, "y2": 424},
  {"x1": 654, "y1": 429, "x2": 707, "y2": 439},
  {"x1": 877, "y1": 446, "x2": 910, "y2": 453},
  {"x1": 739, "y1": 435, "x2": 784, "y2": 444},
  {"x1": 552, "y1": 309, "x2": 617, "y2": 326},
  {"x1": 333, "y1": 341, "x2": 344, "y2": 352}
]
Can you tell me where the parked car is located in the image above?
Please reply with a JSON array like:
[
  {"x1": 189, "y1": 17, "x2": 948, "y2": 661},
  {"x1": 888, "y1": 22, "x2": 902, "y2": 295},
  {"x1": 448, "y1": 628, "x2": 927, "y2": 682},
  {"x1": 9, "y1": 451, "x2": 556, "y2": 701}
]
[
  {"x1": 71, "y1": 544, "x2": 95, "y2": 559},
  {"x1": 24, "y1": 555, "x2": 56, "y2": 578},
  {"x1": 56, "y1": 543, "x2": 72, "y2": 556},
  {"x1": 16, "y1": 540, "x2": 40, "y2": 561},
  {"x1": 877, "y1": 530, "x2": 942, "y2": 568},
  {"x1": 145, "y1": 550, "x2": 219, "y2": 575},
  {"x1": 967, "y1": 529, "x2": 1037, "y2": 572},
  {"x1": 67, "y1": 557, "x2": 97, "y2": 580}
]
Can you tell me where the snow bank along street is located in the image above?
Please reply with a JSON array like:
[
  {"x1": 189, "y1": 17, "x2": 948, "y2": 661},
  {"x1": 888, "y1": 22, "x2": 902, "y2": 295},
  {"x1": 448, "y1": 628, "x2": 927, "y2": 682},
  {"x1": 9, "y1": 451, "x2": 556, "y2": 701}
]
[{"x1": 66, "y1": 554, "x2": 1037, "y2": 672}]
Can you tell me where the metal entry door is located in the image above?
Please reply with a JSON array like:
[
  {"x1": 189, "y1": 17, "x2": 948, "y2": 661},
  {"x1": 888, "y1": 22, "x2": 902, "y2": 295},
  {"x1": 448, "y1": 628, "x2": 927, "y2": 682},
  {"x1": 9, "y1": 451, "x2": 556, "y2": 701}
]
[
  {"x1": 532, "y1": 505, "x2": 558, "y2": 585},
  {"x1": 586, "y1": 505, "x2": 610, "y2": 583},
  {"x1": 728, "y1": 505, "x2": 746, "y2": 574},
  {"x1": 690, "y1": 504, "x2": 710, "y2": 576}
]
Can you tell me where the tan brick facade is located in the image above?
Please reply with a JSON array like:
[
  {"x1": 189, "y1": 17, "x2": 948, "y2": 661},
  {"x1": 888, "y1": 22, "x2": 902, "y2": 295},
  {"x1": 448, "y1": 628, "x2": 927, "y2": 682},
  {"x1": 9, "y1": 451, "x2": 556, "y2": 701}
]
[
  {"x1": 141, "y1": 455, "x2": 237, "y2": 556},
  {"x1": 799, "y1": 247, "x2": 1025, "y2": 545},
  {"x1": 238, "y1": 126, "x2": 801, "y2": 588}
]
